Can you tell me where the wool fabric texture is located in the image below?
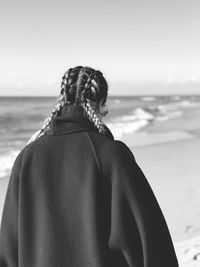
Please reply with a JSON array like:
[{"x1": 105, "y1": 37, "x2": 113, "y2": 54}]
[{"x1": 0, "y1": 108, "x2": 178, "y2": 267}]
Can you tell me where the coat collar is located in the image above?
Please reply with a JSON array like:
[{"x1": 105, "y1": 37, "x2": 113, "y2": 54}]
[{"x1": 46, "y1": 106, "x2": 114, "y2": 140}]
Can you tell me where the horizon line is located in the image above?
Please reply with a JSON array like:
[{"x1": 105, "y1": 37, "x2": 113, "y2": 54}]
[{"x1": 0, "y1": 93, "x2": 200, "y2": 97}]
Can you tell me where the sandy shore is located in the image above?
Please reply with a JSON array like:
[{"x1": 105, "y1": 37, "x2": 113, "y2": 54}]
[
  {"x1": 0, "y1": 128, "x2": 200, "y2": 266},
  {"x1": 0, "y1": 177, "x2": 9, "y2": 221},
  {"x1": 124, "y1": 134, "x2": 200, "y2": 243},
  {"x1": 121, "y1": 129, "x2": 200, "y2": 266}
]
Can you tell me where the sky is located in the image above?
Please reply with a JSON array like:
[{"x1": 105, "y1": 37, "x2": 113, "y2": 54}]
[{"x1": 0, "y1": 0, "x2": 200, "y2": 95}]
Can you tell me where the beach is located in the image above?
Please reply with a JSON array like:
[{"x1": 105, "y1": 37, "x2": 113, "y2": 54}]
[
  {"x1": 120, "y1": 103, "x2": 200, "y2": 266},
  {"x1": 0, "y1": 95, "x2": 200, "y2": 266},
  {"x1": 126, "y1": 136, "x2": 200, "y2": 266}
]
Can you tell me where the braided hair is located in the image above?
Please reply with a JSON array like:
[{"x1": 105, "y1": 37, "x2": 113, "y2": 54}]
[{"x1": 27, "y1": 66, "x2": 108, "y2": 144}]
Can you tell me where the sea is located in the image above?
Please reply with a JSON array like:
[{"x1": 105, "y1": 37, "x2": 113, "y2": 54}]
[{"x1": 0, "y1": 95, "x2": 200, "y2": 179}]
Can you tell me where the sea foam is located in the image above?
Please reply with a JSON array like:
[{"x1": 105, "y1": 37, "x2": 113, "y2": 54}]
[
  {"x1": 0, "y1": 150, "x2": 20, "y2": 179},
  {"x1": 107, "y1": 108, "x2": 154, "y2": 139}
]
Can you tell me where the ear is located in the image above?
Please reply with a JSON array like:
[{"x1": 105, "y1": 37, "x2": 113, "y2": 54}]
[{"x1": 87, "y1": 99, "x2": 99, "y2": 112}]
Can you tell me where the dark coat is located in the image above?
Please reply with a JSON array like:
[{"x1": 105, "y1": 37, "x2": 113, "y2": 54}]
[{"x1": 0, "y1": 108, "x2": 179, "y2": 267}]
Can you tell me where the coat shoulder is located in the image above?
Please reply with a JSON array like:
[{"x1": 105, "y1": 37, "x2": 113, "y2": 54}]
[{"x1": 88, "y1": 132, "x2": 136, "y2": 174}]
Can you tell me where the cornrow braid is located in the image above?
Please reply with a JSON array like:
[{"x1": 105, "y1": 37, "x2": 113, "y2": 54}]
[
  {"x1": 82, "y1": 99, "x2": 106, "y2": 134},
  {"x1": 80, "y1": 69, "x2": 106, "y2": 103},
  {"x1": 60, "y1": 68, "x2": 73, "y2": 103}
]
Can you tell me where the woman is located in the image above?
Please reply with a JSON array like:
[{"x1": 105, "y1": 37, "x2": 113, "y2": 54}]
[{"x1": 0, "y1": 66, "x2": 179, "y2": 266}]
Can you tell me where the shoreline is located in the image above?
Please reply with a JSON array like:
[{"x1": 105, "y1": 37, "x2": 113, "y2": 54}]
[{"x1": 121, "y1": 129, "x2": 196, "y2": 148}]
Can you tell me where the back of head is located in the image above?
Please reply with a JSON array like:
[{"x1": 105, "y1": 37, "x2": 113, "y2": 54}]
[
  {"x1": 60, "y1": 66, "x2": 108, "y2": 107},
  {"x1": 27, "y1": 66, "x2": 109, "y2": 145}
]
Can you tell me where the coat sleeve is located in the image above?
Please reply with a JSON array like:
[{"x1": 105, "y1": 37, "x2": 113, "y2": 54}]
[
  {"x1": 0, "y1": 152, "x2": 23, "y2": 267},
  {"x1": 107, "y1": 141, "x2": 179, "y2": 267}
]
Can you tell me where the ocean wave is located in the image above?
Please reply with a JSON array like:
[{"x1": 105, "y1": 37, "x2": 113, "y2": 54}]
[
  {"x1": 175, "y1": 100, "x2": 200, "y2": 107},
  {"x1": 155, "y1": 98, "x2": 200, "y2": 121},
  {"x1": 107, "y1": 108, "x2": 154, "y2": 139},
  {"x1": 171, "y1": 95, "x2": 181, "y2": 101},
  {"x1": 0, "y1": 150, "x2": 20, "y2": 179},
  {"x1": 113, "y1": 99, "x2": 121, "y2": 104},
  {"x1": 155, "y1": 104, "x2": 183, "y2": 121},
  {"x1": 164, "y1": 100, "x2": 200, "y2": 110},
  {"x1": 141, "y1": 96, "x2": 156, "y2": 101},
  {"x1": 106, "y1": 99, "x2": 194, "y2": 138}
]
